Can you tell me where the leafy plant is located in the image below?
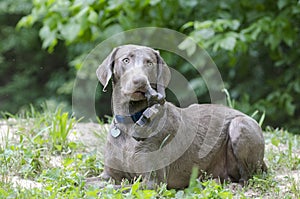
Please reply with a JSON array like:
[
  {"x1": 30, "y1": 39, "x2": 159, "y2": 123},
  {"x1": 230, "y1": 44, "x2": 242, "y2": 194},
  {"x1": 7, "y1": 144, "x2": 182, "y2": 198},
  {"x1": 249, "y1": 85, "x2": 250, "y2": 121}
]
[
  {"x1": 182, "y1": 1, "x2": 300, "y2": 132},
  {"x1": 265, "y1": 127, "x2": 300, "y2": 171},
  {"x1": 14, "y1": 0, "x2": 300, "y2": 132},
  {"x1": 46, "y1": 108, "x2": 77, "y2": 153},
  {"x1": 1, "y1": 108, "x2": 300, "y2": 198},
  {"x1": 0, "y1": 0, "x2": 71, "y2": 115},
  {"x1": 223, "y1": 88, "x2": 266, "y2": 126}
]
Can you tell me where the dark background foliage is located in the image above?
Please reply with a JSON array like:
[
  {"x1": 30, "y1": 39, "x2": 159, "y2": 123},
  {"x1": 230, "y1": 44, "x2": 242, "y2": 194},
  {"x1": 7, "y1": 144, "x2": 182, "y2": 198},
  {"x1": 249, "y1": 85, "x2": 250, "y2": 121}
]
[{"x1": 0, "y1": 0, "x2": 299, "y2": 133}]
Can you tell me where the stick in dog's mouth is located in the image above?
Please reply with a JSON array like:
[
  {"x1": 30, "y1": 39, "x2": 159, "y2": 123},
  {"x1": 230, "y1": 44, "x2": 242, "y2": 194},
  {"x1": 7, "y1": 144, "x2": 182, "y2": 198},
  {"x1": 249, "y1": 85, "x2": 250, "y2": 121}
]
[{"x1": 145, "y1": 85, "x2": 165, "y2": 106}]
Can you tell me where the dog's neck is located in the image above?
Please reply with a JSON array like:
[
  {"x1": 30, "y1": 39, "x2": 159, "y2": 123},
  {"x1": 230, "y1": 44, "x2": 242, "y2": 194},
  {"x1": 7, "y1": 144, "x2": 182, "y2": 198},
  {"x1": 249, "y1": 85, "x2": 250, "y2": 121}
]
[{"x1": 129, "y1": 100, "x2": 148, "y2": 114}]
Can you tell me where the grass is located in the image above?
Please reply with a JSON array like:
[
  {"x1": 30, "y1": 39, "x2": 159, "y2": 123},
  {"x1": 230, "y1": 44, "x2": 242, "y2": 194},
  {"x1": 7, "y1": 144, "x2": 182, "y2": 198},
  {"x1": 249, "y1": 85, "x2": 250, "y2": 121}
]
[{"x1": 0, "y1": 107, "x2": 299, "y2": 198}]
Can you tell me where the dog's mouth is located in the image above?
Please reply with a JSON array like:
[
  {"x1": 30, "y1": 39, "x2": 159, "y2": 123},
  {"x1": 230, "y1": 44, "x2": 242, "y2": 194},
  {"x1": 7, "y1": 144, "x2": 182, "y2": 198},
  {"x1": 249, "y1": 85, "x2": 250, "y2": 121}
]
[
  {"x1": 127, "y1": 85, "x2": 158, "y2": 101},
  {"x1": 129, "y1": 89, "x2": 147, "y2": 101},
  {"x1": 134, "y1": 91, "x2": 145, "y2": 95}
]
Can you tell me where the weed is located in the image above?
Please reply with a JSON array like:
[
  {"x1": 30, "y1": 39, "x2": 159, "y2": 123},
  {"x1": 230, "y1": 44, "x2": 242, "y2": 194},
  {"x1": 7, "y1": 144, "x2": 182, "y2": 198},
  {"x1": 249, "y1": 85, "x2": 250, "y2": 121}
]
[
  {"x1": 222, "y1": 88, "x2": 266, "y2": 127},
  {"x1": 265, "y1": 127, "x2": 300, "y2": 171},
  {"x1": 46, "y1": 108, "x2": 77, "y2": 153},
  {"x1": 290, "y1": 175, "x2": 300, "y2": 198},
  {"x1": 222, "y1": 88, "x2": 235, "y2": 108}
]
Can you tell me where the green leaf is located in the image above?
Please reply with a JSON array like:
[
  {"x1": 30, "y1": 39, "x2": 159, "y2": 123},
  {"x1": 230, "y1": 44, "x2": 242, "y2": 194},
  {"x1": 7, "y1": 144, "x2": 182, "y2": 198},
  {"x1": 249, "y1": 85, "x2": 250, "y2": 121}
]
[
  {"x1": 250, "y1": 26, "x2": 261, "y2": 40},
  {"x1": 294, "y1": 81, "x2": 300, "y2": 93},
  {"x1": 107, "y1": 0, "x2": 124, "y2": 11},
  {"x1": 54, "y1": 144, "x2": 62, "y2": 151},
  {"x1": 178, "y1": 38, "x2": 196, "y2": 56},
  {"x1": 278, "y1": 0, "x2": 288, "y2": 10},
  {"x1": 130, "y1": 179, "x2": 140, "y2": 194},
  {"x1": 175, "y1": 190, "x2": 184, "y2": 198},
  {"x1": 16, "y1": 15, "x2": 35, "y2": 29},
  {"x1": 63, "y1": 158, "x2": 74, "y2": 167},
  {"x1": 102, "y1": 24, "x2": 123, "y2": 38},
  {"x1": 285, "y1": 99, "x2": 296, "y2": 116},
  {"x1": 188, "y1": 166, "x2": 199, "y2": 188},
  {"x1": 39, "y1": 26, "x2": 58, "y2": 52},
  {"x1": 59, "y1": 22, "x2": 81, "y2": 43},
  {"x1": 219, "y1": 35, "x2": 236, "y2": 51},
  {"x1": 88, "y1": 9, "x2": 98, "y2": 24},
  {"x1": 137, "y1": 190, "x2": 157, "y2": 198},
  {"x1": 195, "y1": 28, "x2": 215, "y2": 40},
  {"x1": 150, "y1": 0, "x2": 161, "y2": 6},
  {"x1": 118, "y1": 12, "x2": 132, "y2": 28},
  {"x1": 231, "y1": 20, "x2": 240, "y2": 30},
  {"x1": 271, "y1": 137, "x2": 280, "y2": 147},
  {"x1": 181, "y1": 21, "x2": 194, "y2": 31},
  {"x1": 75, "y1": 6, "x2": 89, "y2": 19},
  {"x1": 194, "y1": 20, "x2": 213, "y2": 30},
  {"x1": 222, "y1": 88, "x2": 234, "y2": 108},
  {"x1": 179, "y1": 0, "x2": 198, "y2": 8},
  {"x1": 259, "y1": 111, "x2": 266, "y2": 127}
]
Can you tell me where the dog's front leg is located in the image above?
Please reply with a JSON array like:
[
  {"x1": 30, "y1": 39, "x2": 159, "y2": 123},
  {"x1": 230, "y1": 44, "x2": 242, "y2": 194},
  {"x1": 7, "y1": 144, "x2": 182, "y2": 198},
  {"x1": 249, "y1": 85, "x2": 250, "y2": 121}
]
[
  {"x1": 141, "y1": 168, "x2": 168, "y2": 189},
  {"x1": 99, "y1": 169, "x2": 111, "y2": 181}
]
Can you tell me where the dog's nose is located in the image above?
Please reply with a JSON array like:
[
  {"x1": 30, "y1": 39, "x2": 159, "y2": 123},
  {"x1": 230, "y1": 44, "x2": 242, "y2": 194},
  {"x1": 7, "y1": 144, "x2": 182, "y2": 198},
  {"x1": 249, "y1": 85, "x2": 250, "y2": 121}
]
[{"x1": 132, "y1": 76, "x2": 147, "y2": 86}]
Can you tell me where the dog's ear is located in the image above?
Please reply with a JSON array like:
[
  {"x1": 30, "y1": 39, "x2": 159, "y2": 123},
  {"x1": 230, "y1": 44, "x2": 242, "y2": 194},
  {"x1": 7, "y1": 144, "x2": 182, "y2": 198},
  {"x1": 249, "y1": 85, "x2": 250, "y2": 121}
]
[
  {"x1": 96, "y1": 47, "x2": 119, "y2": 92},
  {"x1": 155, "y1": 50, "x2": 171, "y2": 98}
]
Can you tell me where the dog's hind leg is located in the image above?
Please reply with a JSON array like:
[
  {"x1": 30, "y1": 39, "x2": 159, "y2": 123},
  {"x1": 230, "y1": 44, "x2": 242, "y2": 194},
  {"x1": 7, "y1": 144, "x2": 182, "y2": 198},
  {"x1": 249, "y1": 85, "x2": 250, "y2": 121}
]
[{"x1": 228, "y1": 116, "x2": 266, "y2": 185}]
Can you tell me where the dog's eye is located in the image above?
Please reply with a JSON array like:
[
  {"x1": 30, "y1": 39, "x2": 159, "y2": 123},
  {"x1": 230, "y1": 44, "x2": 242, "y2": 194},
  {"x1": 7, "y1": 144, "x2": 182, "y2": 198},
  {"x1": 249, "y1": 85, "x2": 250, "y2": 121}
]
[
  {"x1": 147, "y1": 61, "x2": 154, "y2": 67},
  {"x1": 122, "y1": 58, "x2": 130, "y2": 64}
]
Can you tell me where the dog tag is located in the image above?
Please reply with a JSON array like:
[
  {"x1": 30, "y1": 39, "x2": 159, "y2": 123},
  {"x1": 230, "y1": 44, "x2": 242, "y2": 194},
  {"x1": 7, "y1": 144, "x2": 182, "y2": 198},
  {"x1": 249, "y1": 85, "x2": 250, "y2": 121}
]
[{"x1": 111, "y1": 127, "x2": 121, "y2": 138}]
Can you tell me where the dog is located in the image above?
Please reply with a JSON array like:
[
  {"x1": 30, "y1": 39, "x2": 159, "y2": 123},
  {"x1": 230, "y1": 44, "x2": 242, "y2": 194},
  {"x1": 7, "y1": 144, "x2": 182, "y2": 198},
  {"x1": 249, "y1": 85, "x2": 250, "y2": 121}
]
[{"x1": 96, "y1": 44, "x2": 267, "y2": 189}]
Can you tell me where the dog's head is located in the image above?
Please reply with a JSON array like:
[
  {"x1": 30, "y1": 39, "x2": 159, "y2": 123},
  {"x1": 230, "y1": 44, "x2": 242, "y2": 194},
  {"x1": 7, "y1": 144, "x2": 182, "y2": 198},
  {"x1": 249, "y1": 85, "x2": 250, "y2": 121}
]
[{"x1": 96, "y1": 45, "x2": 171, "y2": 101}]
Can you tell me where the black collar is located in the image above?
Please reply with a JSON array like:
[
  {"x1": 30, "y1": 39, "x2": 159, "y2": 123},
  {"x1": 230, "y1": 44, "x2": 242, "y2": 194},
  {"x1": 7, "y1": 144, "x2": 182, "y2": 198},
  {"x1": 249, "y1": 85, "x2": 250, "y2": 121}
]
[
  {"x1": 113, "y1": 109, "x2": 147, "y2": 141},
  {"x1": 115, "y1": 108, "x2": 147, "y2": 124}
]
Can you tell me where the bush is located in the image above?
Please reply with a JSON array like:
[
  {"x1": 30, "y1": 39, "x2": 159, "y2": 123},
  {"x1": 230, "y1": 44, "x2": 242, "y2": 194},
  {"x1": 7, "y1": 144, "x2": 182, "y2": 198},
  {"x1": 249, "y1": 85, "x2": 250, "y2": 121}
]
[
  {"x1": 2, "y1": 0, "x2": 300, "y2": 132},
  {"x1": 0, "y1": 0, "x2": 71, "y2": 114}
]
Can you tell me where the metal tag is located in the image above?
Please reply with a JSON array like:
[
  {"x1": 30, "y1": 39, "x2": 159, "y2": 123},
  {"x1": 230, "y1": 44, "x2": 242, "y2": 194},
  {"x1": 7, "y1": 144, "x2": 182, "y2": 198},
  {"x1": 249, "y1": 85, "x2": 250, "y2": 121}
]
[{"x1": 111, "y1": 127, "x2": 121, "y2": 138}]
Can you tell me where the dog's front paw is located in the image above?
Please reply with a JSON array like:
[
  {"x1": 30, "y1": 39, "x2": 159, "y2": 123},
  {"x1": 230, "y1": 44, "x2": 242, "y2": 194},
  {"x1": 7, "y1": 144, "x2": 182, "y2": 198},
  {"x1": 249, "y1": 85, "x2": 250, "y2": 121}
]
[{"x1": 100, "y1": 171, "x2": 112, "y2": 181}]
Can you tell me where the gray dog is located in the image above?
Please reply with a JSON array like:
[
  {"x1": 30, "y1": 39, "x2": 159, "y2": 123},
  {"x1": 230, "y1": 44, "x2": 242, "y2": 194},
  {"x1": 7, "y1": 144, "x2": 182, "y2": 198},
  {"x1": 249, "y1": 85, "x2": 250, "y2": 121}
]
[{"x1": 96, "y1": 44, "x2": 267, "y2": 189}]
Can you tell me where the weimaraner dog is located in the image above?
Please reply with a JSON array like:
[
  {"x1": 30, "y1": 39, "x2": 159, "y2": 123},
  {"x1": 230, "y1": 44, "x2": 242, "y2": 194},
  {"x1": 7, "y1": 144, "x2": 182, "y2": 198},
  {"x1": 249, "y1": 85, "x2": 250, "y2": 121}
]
[{"x1": 96, "y1": 44, "x2": 267, "y2": 189}]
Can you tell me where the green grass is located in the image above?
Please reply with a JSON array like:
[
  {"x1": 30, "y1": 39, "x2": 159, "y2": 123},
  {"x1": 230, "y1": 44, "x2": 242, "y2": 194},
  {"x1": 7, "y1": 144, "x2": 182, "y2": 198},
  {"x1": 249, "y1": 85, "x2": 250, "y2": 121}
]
[{"x1": 0, "y1": 107, "x2": 299, "y2": 198}]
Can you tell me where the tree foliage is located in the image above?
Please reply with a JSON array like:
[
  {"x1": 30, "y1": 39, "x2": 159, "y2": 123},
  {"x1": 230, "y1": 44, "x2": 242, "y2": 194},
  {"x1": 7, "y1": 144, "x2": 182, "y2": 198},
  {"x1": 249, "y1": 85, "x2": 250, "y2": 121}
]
[
  {"x1": 184, "y1": 0, "x2": 300, "y2": 131},
  {"x1": 17, "y1": 0, "x2": 199, "y2": 51},
  {"x1": 0, "y1": 0, "x2": 71, "y2": 113},
  {"x1": 2, "y1": 0, "x2": 300, "y2": 132}
]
